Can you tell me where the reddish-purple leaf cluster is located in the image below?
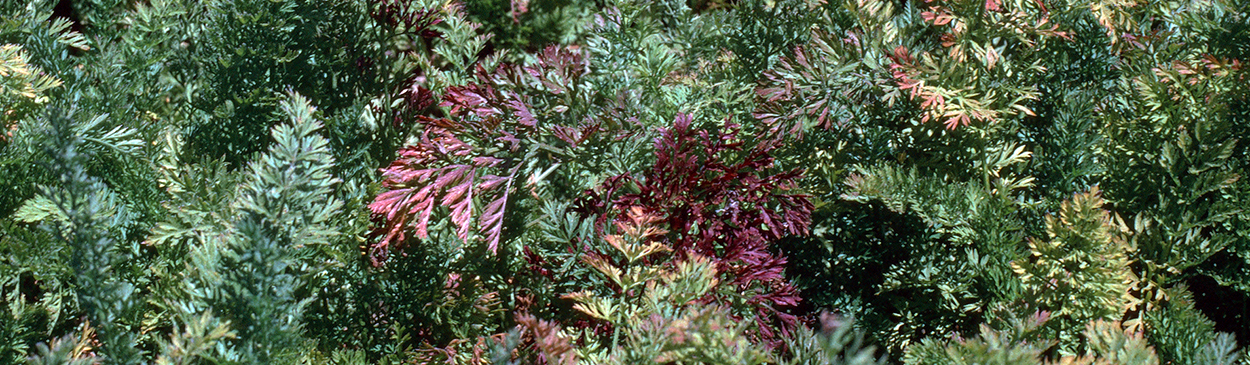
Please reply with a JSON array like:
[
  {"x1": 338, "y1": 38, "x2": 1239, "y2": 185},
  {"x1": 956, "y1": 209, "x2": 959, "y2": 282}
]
[
  {"x1": 369, "y1": 46, "x2": 597, "y2": 264},
  {"x1": 367, "y1": 120, "x2": 516, "y2": 264},
  {"x1": 440, "y1": 45, "x2": 592, "y2": 140},
  {"x1": 371, "y1": 0, "x2": 443, "y2": 39},
  {"x1": 581, "y1": 113, "x2": 814, "y2": 348}
]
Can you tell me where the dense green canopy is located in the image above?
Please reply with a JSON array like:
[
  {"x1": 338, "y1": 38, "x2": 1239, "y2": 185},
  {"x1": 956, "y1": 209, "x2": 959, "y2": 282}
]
[{"x1": 1, "y1": 0, "x2": 1248, "y2": 363}]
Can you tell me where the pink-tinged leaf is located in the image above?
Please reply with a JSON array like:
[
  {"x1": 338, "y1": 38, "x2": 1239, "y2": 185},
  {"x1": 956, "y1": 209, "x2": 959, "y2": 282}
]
[
  {"x1": 440, "y1": 168, "x2": 474, "y2": 204},
  {"x1": 551, "y1": 125, "x2": 579, "y2": 146},
  {"x1": 478, "y1": 174, "x2": 509, "y2": 191},
  {"x1": 497, "y1": 132, "x2": 521, "y2": 151},
  {"x1": 478, "y1": 168, "x2": 516, "y2": 254},
  {"x1": 480, "y1": 193, "x2": 509, "y2": 254},
  {"x1": 409, "y1": 194, "x2": 436, "y2": 238},
  {"x1": 507, "y1": 99, "x2": 537, "y2": 127},
  {"x1": 510, "y1": 0, "x2": 530, "y2": 23},
  {"x1": 369, "y1": 189, "x2": 413, "y2": 241},
  {"x1": 473, "y1": 156, "x2": 503, "y2": 167},
  {"x1": 523, "y1": 65, "x2": 543, "y2": 79},
  {"x1": 671, "y1": 112, "x2": 692, "y2": 132},
  {"x1": 382, "y1": 168, "x2": 420, "y2": 185},
  {"x1": 891, "y1": 45, "x2": 914, "y2": 65},
  {"x1": 532, "y1": 45, "x2": 587, "y2": 91},
  {"x1": 447, "y1": 191, "x2": 475, "y2": 242},
  {"x1": 398, "y1": 188, "x2": 431, "y2": 220},
  {"x1": 945, "y1": 113, "x2": 969, "y2": 130},
  {"x1": 794, "y1": 46, "x2": 810, "y2": 69},
  {"x1": 370, "y1": 189, "x2": 412, "y2": 216},
  {"x1": 985, "y1": 0, "x2": 1002, "y2": 12},
  {"x1": 817, "y1": 105, "x2": 831, "y2": 129},
  {"x1": 921, "y1": 9, "x2": 954, "y2": 26},
  {"x1": 844, "y1": 30, "x2": 861, "y2": 47},
  {"x1": 444, "y1": 85, "x2": 498, "y2": 118},
  {"x1": 432, "y1": 165, "x2": 468, "y2": 191}
]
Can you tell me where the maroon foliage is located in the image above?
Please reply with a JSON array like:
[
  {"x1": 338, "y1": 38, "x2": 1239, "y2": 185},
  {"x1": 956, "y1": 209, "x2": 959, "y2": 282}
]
[
  {"x1": 583, "y1": 113, "x2": 814, "y2": 347},
  {"x1": 371, "y1": 0, "x2": 443, "y2": 39}
]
